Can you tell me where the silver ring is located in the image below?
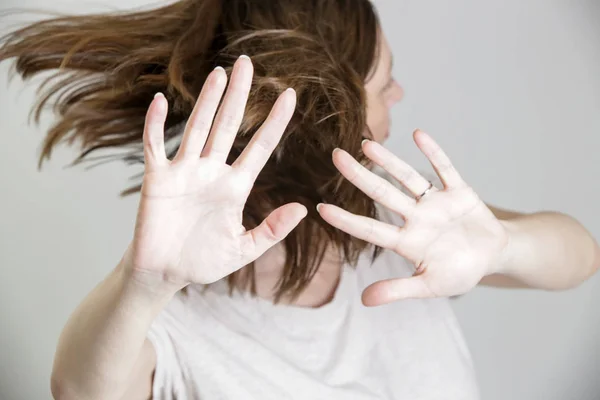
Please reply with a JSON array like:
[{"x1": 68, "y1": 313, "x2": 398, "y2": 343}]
[{"x1": 415, "y1": 181, "x2": 434, "y2": 201}]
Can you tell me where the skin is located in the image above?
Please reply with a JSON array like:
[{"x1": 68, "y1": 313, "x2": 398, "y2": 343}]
[
  {"x1": 364, "y1": 34, "x2": 404, "y2": 143},
  {"x1": 255, "y1": 32, "x2": 600, "y2": 306},
  {"x1": 251, "y1": 34, "x2": 404, "y2": 306},
  {"x1": 50, "y1": 34, "x2": 600, "y2": 400}
]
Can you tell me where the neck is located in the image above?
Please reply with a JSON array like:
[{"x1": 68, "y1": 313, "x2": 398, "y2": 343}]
[{"x1": 252, "y1": 243, "x2": 344, "y2": 308}]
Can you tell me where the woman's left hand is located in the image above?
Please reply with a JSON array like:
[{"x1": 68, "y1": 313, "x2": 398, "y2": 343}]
[{"x1": 317, "y1": 129, "x2": 510, "y2": 306}]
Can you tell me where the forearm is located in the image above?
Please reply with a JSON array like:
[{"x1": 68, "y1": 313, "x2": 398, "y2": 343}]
[
  {"x1": 51, "y1": 255, "x2": 176, "y2": 400},
  {"x1": 495, "y1": 211, "x2": 600, "y2": 290}
]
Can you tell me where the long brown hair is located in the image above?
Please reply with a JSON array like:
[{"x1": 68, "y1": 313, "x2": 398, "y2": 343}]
[{"x1": 0, "y1": 0, "x2": 383, "y2": 301}]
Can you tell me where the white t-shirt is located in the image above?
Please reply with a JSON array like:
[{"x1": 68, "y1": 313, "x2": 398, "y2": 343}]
[{"x1": 147, "y1": 206, "x2": 480, "y2": 400}]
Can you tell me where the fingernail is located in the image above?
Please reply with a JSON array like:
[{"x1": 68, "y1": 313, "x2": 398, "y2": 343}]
[
  {"x1": 316, "y1": 203, "x2": 323, "y2": 212},
  {"x1": 285, "y1": 87, "x2": 296, "y2": 94},
  {"x1": 239, "y1": 54, "x2": 250, "y2": 60},
  {"x1": 154, "y1": 92, "x2": 164, "y2": 99},
  {"x1": 332, "y1": 148, "x2": 341, "y2": 156},
  {"x1": 361, "y1": 139, "x2": 370, "y2": 146},
  {"x1": 214, "y1": 66, "x2": 225, "y2": 72}
]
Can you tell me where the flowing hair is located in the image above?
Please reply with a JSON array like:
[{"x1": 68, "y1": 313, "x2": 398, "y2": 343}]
[{"x1": 0, "y1": 0, "x2": 383, "y2": 301}]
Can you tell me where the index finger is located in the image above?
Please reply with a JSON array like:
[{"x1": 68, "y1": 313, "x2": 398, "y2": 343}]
[{"x1": 232, "y1": 88, "x2": 296, "y2": 180}]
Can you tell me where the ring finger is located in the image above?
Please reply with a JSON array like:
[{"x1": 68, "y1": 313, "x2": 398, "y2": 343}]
[{"x1": 361, "y1": 139, "x2": 435, "y2": 199}]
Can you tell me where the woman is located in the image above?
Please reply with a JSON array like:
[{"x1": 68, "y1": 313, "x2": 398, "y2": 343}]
[{"x1": 1, "y1": 0, "x2": 598, "y2": 399}]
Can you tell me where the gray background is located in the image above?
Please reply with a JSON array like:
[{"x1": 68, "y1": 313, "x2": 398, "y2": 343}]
[{"x1": 1, "y1": 0, "x2": 599, "y2": 399}]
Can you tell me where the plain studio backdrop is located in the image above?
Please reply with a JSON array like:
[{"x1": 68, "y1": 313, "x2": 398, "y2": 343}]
[{"x1": 1, "y1": 1, "x2": 599, "y2": 399}]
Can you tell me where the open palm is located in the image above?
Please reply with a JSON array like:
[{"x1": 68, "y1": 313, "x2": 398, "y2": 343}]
[
  {"x1": 125, "y1": 57, "x2": 307, "y2": 289},
  {"x1": 318, "y1": 131, "x2": 510, "y2": 305}
]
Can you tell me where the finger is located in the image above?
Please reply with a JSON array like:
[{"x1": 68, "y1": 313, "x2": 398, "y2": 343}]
[
  {"x1": 174, "y1": 67, "x2": 228, "y2": 162},
  {"x1": 316, "y1": 203, "x2": 401, "y2": 249},
  {"x1": 413, "y1": 130, "x2": 465, "y2": 188},
  {"x1": 361, "y1": 140, "x2": 433, "y2": 199},
  {"x1": 233, "y1": 88, "x2": 296, "y2": 181},
  {"x1": 143, "y1": 93, "x2": 169, "y2": 169},
  {"x1": 331, "y1": 147, "x2": 414, "y2": 217},
  {"x1": 201, "y1": 55, "x2": 253, "y2": 162},
  {"x1": 239, "y1": 202, "x2": 308, "y2": 264},
  {"x1": 362, "y1": 276, "x2": 435, "y2": 306}
]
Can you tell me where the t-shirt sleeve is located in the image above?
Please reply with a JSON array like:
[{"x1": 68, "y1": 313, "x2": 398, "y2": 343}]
[{"x1": 146, "y1": 302, "x2": 186, "y2": 399}]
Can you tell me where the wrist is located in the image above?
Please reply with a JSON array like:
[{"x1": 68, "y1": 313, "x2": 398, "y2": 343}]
[
  {"x1": 117, "y1": 247, "x2": 184, "y2": 302},
  {"x1": 492, "y1": 219, "x2": 520, "y2": 277}
]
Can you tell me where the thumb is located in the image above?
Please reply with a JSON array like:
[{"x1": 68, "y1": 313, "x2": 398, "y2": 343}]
[
  {"x1": 361, "y1": 276, "x2": 436, "y2": 306},
  {"x1": 240, "y1": 202, "x2": 308, "y2": 264}
]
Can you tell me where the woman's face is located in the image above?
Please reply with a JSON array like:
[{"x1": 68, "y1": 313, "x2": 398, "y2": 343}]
[{"x1": 364, "y1": 34, "x2": 404, "y2": 143}]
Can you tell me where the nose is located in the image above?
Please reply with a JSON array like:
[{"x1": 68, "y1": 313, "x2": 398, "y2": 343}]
[
  {"x1": 393, "y1": 82, "x2": 404, "y2": 103},
  {"x1": 387, "y1": 82, "x2": 404, "y2": 108}
]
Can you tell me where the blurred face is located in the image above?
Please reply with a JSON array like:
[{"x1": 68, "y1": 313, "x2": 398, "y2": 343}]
[{"x1": 364, "y1": 34, "x2": 404, "y2": 143}]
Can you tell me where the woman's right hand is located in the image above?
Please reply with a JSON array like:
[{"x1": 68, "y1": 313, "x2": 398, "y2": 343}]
[{"x1": 123, "y1": 56, "x2": 307, "y2": 291}]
